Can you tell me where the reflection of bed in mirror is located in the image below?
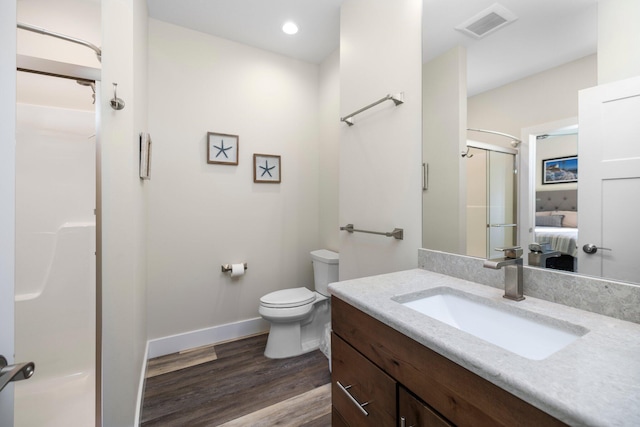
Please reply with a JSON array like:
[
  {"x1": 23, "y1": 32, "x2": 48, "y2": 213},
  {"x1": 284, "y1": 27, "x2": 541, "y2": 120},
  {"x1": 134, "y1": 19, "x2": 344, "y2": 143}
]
[{"x1": 534, "y1": 190, "x2": 578, "y2": 271}]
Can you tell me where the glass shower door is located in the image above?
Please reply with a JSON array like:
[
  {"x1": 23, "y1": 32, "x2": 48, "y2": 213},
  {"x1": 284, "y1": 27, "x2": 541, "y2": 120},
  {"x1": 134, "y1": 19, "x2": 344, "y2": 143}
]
[{"x1": 486, "y1": 150, "x2": 517, "y2": 259}]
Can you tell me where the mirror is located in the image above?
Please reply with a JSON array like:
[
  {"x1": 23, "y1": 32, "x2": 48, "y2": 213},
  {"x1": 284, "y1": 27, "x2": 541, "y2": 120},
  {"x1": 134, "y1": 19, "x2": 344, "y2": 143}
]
[{"x1": 422, "y1": 0, "x2": 639, "y2": 285}]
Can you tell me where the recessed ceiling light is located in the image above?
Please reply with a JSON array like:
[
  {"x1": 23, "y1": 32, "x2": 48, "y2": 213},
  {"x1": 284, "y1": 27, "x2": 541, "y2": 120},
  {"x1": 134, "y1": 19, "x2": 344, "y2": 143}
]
[{"x1": 282, "y1": 21, "x2": 299, "y2": 35}]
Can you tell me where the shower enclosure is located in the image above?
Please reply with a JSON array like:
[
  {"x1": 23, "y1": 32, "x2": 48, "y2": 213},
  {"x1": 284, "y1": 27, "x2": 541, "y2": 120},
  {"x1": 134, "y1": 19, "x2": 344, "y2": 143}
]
[
  {"x1": 14, "y1": 71, "x2": 97, "y2": 427},
  {"x1": 465, "y1": 141, "x2": 518, "y2": 259}
]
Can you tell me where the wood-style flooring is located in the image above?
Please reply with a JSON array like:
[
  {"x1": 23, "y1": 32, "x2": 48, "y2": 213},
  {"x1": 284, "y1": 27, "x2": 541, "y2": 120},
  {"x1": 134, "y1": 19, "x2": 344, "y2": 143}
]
[{"x1": 141, "y1": 333, "x2": 332, "y2": 426}]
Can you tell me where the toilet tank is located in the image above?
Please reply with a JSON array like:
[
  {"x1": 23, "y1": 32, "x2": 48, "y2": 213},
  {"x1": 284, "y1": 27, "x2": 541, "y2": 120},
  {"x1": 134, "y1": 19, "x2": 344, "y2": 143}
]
[{"x1": 310, "y1": 249, "x2": 339, "y2": 295}]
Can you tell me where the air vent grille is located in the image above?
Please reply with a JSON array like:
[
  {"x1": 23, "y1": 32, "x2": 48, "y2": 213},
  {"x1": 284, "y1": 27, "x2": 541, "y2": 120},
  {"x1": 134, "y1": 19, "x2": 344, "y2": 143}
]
[{"x1": 456, "y1": 3, "x2": 517, "y2": 39}]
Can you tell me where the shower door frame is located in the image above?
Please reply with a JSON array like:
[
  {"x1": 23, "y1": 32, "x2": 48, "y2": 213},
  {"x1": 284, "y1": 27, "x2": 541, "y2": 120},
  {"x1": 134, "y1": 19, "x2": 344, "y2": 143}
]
[
  {"x1": 16, "y1": 56, "x2": 102, "y2": 427},
  {"x1": 467, "y1": 141, "x2": 519, "y2": 259}
]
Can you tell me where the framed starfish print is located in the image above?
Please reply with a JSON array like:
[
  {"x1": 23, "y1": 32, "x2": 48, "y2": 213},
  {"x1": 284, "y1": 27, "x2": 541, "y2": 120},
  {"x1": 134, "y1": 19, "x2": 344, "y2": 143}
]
[
  {"x1": 207, "y1": 132, "x2": 239, "y2": 165},
  {"x1": 253, "y1": 154, "x2": 281, "y2": 183}
]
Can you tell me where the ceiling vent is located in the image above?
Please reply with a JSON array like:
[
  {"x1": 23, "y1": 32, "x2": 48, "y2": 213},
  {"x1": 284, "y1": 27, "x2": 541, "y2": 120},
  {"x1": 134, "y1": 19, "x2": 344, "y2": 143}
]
[{"x1": 455, "y1": 3, "x2": 518, "y2": 39}]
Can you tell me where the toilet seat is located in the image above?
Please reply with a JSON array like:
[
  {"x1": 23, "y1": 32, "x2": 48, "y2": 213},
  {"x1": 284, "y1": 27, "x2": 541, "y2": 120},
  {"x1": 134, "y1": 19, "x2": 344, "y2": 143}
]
[{"x1": 260, "y1": 287, "x2": 316, "y2": 309}]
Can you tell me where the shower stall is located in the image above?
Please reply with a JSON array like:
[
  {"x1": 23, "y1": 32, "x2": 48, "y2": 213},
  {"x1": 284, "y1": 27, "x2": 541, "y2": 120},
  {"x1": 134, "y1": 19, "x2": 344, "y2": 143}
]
[
  {"x1": 14, "y1": 71, "x2": 97, "y2": 427},
  {"x1": 464, "y1": 139, "x2": 519, "y2": 259},
  {"x1": 13, "y1": 20, "x2": 100, "y2": 426}
]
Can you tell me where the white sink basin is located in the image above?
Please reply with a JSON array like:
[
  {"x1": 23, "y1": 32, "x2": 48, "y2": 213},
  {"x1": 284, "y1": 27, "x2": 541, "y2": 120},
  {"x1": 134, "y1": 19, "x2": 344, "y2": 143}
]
[{"x1": 396, "y1": 287, "x2": 588, "y2": 360}]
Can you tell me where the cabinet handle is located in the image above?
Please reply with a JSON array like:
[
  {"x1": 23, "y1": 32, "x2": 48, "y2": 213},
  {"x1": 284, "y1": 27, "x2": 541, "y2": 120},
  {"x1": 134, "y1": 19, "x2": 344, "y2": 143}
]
[
  {"x1": 337, "y1": 381, "x2": 369, "y2": 416},
  {"x1": 400, "y1": 416, "x2": 416, "y2": 427}
]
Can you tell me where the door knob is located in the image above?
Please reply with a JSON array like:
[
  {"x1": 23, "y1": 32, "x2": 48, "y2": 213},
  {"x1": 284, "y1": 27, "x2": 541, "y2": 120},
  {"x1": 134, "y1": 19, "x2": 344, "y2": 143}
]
[
  {"x1": 583, "y1": 244, "x2": 612, "y2": 254},
  {"x1": 0, "y1": 355, "x2": 35, "y2": 393}
]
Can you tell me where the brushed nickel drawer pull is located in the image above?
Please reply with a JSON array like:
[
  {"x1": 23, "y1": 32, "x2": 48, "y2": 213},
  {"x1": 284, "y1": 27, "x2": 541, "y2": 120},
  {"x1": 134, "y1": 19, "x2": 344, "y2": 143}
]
[
  {"x1": 400, "y1": 416, "x2": 416, "y2": 427},
  {"x1": 337, "y1": 381, "x2": 369, "y2": 416}
]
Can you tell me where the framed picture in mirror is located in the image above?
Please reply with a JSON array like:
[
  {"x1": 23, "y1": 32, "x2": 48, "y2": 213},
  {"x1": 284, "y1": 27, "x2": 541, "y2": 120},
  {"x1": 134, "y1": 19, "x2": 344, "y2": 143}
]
[{"x1": 542, "y1": 156, "x2": 578, "y2": 185}]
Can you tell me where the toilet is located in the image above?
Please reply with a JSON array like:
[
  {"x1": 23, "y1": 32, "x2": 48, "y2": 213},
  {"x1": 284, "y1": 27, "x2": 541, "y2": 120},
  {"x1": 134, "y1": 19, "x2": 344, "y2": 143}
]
[{"x1": 259, "y1": 249, "x2": 339, "y2": 359}]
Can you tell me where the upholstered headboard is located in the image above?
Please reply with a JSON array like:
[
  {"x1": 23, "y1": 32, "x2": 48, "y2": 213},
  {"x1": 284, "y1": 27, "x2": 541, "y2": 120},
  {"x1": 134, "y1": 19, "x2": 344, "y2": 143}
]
[{"x1": 536, "y1": 190, "x2": 577, "y2": 212}]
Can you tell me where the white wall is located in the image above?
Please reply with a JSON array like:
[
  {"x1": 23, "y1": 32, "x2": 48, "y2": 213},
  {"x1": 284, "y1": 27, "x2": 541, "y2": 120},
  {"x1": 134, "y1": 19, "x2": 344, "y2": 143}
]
[
  {"x1": 146, "y1": 19, "x2": 323, "y2": 341},
  {"x1": 422, "y1": 47, "x2": 467, "y2": 254},
  {"x1": 468, "y1": 55, "x2": 597, "y2": 148},
  {"x1": 0, "y1": 1, "x2": 16, "y2": 424},
  {"x1": 318, "y1": 49, "x2": 341, "y2": 253},
  {"x1": 338, "y1": 0, "x2": 422, "y2": 280},
  {"x1": 598, "y1": 0, "x2": 640, "y2": 85},
  {"x1": 101, "y1": 0, "x2": 148, "y2": 425}
]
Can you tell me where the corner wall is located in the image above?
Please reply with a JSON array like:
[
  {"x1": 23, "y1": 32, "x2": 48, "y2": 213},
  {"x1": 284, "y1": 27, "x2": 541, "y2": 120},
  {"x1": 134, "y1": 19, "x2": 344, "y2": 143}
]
[
  {"x1": 338, "y1": 0, "x2": 422, "y2": 280},
  {"x1": 318, "y1": 49, "x2": 341, "y2": 253},
  {"x1": 101, "y1": 0, "x2": 148, "y2": 425},
  {"x1": 422, "y1": 47, "x2": 467, "y2": 254},
  {"x1": 146, "y1": 20, "x2": 322, "y2": 343},
  {"x1": 598, "y1": 0, "x2": 640, "y2": 84}
]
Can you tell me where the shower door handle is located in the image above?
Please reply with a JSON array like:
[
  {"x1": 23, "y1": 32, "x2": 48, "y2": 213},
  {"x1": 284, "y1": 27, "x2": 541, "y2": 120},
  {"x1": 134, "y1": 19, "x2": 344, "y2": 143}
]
[{"x1": 0, "y1": 355, "x2": 35, "y2": 393}]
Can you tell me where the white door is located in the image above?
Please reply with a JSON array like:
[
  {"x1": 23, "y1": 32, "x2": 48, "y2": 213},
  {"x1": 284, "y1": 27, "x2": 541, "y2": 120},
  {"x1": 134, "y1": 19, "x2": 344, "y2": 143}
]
[{"x1": 578, "y1": 76, "x2": 640, "y2": 283}]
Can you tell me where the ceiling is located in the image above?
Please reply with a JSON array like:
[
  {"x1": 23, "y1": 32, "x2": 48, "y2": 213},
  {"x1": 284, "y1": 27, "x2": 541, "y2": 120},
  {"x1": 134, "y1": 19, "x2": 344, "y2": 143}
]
[{"x1": 147, "y1": 0, "x2": 598, "y2": 96}]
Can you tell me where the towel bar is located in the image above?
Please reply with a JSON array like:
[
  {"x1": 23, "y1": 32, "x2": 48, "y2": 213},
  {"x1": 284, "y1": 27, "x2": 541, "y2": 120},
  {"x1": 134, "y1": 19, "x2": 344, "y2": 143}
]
[
  {"x1": 340, "y1": 92, "x2": 404, "y2": 126},
  {"x1": 340, "y1": 224, "x2": 404, "y2": 240}
]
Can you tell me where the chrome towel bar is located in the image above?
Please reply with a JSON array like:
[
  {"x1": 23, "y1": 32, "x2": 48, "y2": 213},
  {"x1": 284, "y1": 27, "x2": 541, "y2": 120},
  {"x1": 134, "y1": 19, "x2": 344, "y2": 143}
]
[
  {"x1": 340, "y1": 92, "x2": 404, "y2": 126},
  {"x1": 340, "y1": 224, "x2": 404, "y2": 240}
]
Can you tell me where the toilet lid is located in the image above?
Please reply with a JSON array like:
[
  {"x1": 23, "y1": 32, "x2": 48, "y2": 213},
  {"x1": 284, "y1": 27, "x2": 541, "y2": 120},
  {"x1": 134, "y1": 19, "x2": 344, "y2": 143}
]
[{"x1": 260, "y1": 287, "x2": 316, "y2": 308}]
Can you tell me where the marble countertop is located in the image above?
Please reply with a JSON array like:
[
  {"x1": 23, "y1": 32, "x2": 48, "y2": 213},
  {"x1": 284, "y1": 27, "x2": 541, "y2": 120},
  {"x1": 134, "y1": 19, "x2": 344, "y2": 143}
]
[{"x1": 328, "y1": 268, "x2": 640, "y2": 427}]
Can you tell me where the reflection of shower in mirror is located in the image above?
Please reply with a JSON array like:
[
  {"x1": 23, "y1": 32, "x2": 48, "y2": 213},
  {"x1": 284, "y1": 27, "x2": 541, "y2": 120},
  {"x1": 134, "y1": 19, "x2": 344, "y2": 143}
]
[{"x1": 468, "y1": 128, "x2": 522, "y2": 147}]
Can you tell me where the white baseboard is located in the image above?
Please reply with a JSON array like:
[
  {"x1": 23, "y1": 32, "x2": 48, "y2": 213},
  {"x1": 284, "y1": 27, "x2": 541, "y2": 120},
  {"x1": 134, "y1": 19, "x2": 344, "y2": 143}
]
[{"x1": 147, "y1": 317, "x2": 270, "y2": 359}]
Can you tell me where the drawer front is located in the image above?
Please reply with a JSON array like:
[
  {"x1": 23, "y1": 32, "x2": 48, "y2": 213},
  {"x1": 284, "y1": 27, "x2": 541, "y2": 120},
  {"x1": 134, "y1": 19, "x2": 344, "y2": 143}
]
[
  {"x1": 332, "y1": 333, "x2": 396, "y2": 426},
  {"x1": 399, "y1": 385, "x2": 453, "y2": 427}
]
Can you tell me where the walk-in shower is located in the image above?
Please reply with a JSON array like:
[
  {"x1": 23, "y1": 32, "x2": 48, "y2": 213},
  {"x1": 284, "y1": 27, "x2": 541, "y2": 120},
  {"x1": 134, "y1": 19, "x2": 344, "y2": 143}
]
[
  {"x1": 464, "y1": 131, "x2": 519, "y2": 260},
  {"x1": 14, "y1": 71, "x2": 97, "y2": 427},
  {"x1": 14, "y1": 22, "x2": 100, "y2": 427}
]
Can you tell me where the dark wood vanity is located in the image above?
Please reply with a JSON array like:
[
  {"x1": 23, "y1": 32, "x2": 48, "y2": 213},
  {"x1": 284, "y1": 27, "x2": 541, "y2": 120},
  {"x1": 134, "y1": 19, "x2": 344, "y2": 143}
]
[{"x1": 331, "y1": 296, "x2": 568, "y2": 426}]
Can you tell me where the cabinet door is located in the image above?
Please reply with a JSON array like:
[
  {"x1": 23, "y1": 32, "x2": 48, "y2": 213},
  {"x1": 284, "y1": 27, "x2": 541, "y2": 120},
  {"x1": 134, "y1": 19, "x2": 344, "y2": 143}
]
[
  {"x1": 399, "y1": 386, "x2": 453, "y2": 427},
  {"x1": 332, "y1": 333, "x2": 396, "y2": 426}
]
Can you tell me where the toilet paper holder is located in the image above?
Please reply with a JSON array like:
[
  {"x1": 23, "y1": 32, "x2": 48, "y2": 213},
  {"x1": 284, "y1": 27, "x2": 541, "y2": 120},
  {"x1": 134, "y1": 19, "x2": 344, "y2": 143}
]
[{"x1": 221, "y1": 263, "x2": 248, "y2": 273}]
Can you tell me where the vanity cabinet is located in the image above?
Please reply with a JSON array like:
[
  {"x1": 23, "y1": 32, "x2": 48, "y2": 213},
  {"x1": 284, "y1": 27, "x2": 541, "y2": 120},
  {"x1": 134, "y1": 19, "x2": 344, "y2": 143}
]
[
  {"x1": 399, "y1": 386, "x2": 453, "y2": 427},
  {"x1": 331, "y1": 296, "x2": 568, "y2": 427}
]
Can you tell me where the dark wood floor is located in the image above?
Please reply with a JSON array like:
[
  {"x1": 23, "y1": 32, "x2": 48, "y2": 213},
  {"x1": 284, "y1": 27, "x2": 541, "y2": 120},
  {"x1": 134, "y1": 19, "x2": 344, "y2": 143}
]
[{"x1": 141, "y1": 334, "x2": 332, "y2": 426}]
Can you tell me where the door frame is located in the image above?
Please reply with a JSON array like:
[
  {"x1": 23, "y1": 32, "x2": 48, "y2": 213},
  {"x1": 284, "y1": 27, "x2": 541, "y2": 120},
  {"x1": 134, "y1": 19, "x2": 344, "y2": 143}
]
[
  {"x1": 0, "y1": 2, "x2": 16, "y2": 425},
  {"x1": 519, "y1": 117, "x2": 578, "y2": 262}
]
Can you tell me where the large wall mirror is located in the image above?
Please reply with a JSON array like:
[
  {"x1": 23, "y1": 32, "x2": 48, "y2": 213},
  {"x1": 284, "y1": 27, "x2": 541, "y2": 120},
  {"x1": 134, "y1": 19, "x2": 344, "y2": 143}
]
[{"x1": 422, "y1": 0, "x2": 639, "y2": 286}]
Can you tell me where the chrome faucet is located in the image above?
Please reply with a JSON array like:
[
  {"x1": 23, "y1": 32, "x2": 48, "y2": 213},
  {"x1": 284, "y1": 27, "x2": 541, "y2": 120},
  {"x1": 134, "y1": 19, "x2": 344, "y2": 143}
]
[
  {"x1": 527, "y1": 242, "x2": 561, "y2": 268},
  {"x1": 483, "y1": 246, "x2": 525, "y2": 301}
]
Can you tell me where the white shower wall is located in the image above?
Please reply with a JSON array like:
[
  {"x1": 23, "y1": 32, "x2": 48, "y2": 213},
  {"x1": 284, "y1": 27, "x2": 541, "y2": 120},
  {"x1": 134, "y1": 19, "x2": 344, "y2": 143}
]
[{"x1": 15, "y1": 103, "x2": 96, "y2": 427}]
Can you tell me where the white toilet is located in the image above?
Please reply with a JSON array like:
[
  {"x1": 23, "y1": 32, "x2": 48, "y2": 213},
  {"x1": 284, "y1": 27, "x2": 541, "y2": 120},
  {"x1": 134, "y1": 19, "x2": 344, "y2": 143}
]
[{"x1": 259, "y1": 249, "x2": 339, "y2": 359}]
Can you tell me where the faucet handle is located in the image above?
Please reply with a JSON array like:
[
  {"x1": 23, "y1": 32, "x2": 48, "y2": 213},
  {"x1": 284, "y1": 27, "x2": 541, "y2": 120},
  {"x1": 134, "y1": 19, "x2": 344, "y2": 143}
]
[{"x1": 495, "y1": 246, "x2": 523, "y2": 259}]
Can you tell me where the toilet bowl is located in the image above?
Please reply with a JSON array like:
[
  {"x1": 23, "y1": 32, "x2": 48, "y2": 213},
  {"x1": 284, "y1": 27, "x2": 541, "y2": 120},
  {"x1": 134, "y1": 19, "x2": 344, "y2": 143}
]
[{"x1": 259, "y1": 249, "x2": 338, "y2": 359}]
